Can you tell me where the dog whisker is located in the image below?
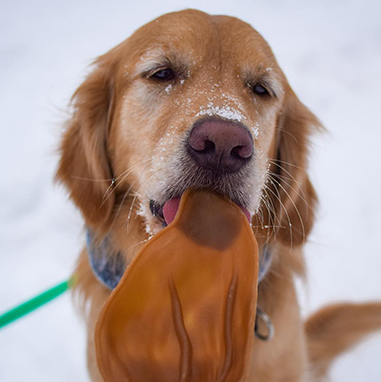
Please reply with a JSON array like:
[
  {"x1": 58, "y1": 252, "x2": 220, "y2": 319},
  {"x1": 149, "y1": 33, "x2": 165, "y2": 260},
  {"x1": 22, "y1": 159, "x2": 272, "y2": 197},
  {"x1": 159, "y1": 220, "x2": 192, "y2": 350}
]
[
  {"x1": 71, "y1": 175, "x2": 114, "y2": 182},
  {"x1": 256, "y1": 204, "x2": 265, "y2": 228},
  {"x1": 125, "y1": 238, "x2": 149, "y2": 256},
  {"x1": 267, "y1": 171, "x2": 299, "y2": 185},
  {"x1": 268, "y1": 171, "x2": 310, "y2": 209},
  {"x1": 268, "y1": 161, "x2": 310, "y2": 222},
  {"x1": 275, "y1": 126, "x2": 299, "y2": 145},
  {"x1": 268, "y1": 162, "x2": 306, "y2": 196},
  {"x1": 265, "y1": 181, "x2": 293, "y2": 253},
  {"x1": 259, "y1": 195, "x2": 274, "y2": 245},
  {"x1": 261, "y1": 187, "x2": 282, "y2": 243},
  {"x1": 108, "y1": 181, "x2": 138, "y2": 233},
  {"x1": 126, "y1": 166, "x2": 156, "y2": 235},
  {"x1": 269, "y1": 158, "x2": 307, "y2": 173},
  {"x1": 100, "y1": 158, "x2": 151, "y2": 209},
  {"x1": 268, "y1": 175, "x2": 306, "y2": 244},
  {"x1": 268, "y1": 171, "x2": 310, "y2": 224}
]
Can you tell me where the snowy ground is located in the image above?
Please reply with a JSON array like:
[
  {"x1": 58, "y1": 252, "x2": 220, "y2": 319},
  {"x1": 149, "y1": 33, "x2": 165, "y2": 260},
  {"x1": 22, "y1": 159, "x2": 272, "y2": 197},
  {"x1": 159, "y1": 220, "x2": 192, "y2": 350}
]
[{"x1": 1, "y1": 0, "x2": 380, "y2": 381}]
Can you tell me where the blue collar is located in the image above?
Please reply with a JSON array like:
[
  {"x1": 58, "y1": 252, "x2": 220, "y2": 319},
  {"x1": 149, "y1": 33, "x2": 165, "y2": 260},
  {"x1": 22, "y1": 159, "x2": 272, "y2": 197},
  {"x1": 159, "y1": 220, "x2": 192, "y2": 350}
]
[
  {"x1": 86, "y1": 230, "x2": 126, "y2": 290},
  {"x1": 86, "y1": 229, "x2": 272, "y2": 290}
]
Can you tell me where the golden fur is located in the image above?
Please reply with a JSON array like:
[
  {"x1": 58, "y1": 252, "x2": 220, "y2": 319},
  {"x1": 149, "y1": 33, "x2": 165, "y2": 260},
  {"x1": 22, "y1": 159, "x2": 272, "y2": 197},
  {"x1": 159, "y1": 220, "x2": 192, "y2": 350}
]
[{"x1": 56, "y1": 9, "x2": 381, "y2": 381}]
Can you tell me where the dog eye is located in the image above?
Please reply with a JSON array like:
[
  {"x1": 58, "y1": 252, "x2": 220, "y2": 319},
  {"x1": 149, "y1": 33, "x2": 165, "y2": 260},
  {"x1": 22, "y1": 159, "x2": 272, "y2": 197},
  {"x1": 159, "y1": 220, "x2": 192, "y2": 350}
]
[
  {"x1": 252, "y1": 83, "x2": 270, "y2": 96},
  {"x1": 150, "y1": 68, "x2": 175, "y2": 81}
]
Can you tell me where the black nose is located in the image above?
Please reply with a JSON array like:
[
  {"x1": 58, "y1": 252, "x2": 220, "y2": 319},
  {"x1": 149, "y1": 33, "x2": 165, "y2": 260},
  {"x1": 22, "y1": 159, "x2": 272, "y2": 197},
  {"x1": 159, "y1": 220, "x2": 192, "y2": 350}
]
[{"x1": 187, "y1": 118, "x2": 253, "y2": 173}]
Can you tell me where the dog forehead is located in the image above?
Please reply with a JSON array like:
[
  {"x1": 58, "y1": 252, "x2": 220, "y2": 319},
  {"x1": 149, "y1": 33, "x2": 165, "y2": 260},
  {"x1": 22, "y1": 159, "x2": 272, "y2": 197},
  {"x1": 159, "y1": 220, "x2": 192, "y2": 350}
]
[{"x1": 126, "y1": 10, "x2": 275, "y2": 68}]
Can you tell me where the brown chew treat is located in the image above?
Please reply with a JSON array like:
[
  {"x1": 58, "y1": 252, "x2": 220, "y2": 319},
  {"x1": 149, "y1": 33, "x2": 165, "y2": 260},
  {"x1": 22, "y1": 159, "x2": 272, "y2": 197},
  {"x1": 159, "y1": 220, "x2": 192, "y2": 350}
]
[{"x1": 95, "y1": 189, "x2": 259, "y2": 381}]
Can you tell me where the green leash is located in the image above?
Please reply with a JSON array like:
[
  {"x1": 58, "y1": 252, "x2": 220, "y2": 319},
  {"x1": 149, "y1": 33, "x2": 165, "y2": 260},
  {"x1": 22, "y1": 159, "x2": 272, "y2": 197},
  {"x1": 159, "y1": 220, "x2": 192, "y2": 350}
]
[{"x1": 0, "y1": 277, "x2": 75, "y2": 330}]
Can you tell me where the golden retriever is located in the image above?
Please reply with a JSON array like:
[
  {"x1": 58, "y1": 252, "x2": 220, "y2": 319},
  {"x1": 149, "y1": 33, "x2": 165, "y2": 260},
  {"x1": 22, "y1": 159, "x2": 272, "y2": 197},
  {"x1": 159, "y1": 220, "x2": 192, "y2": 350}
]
[{"x1": 56, "y1": 9, "x2": 381, "y2": 381}]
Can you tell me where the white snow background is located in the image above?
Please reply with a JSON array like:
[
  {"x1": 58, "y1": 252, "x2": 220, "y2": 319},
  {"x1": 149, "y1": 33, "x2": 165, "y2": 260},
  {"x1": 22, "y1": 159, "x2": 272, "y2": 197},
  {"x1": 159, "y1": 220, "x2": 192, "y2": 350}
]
[{"x1": 1, "y1": 0, "x2": 380, "y2": 381}]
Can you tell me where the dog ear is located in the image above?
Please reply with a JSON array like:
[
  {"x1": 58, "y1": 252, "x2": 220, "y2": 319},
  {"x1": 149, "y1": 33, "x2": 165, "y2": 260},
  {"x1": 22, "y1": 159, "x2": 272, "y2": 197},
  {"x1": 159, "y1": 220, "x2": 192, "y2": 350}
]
[
  {"x1": 56, "y1": 57, "x2": 117, "y2": 232},
  {"x1": 267, "y1": 90, "x2": 322, "y2": 248}
]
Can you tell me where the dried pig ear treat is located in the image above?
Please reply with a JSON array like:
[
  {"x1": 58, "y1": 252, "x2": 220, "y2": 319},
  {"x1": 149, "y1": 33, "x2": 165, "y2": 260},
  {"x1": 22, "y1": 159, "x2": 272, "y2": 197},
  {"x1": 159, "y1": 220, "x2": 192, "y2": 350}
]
[{"x1": 95, "y1": 189, "x2": 259, "y2": 382}]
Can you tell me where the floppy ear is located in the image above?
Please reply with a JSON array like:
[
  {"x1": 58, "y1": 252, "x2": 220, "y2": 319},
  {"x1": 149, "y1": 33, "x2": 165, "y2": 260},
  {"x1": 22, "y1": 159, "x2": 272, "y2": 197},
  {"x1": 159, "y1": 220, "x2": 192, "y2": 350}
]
[
  {"x1": 56, "y1": 57, "x2": 117, "y2": 232},
  {"x1": 268, "y1": 90, "x2": 322, "y2": 248}
]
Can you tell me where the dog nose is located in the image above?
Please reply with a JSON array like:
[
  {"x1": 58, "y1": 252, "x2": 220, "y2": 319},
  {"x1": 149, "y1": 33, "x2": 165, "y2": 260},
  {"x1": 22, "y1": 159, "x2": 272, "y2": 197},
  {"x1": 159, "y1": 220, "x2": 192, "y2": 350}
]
[{"x1": 187, "y1": 119, "x2": 253, "y2": 173}]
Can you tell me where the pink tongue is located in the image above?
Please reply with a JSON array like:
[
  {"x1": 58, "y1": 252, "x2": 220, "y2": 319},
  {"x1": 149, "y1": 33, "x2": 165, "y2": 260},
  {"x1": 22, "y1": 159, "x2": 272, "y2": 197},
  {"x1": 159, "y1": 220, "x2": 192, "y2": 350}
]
[
  {"x1": 163, "y1": 196, "x2": 251, "y2": 226},
  {"x1": 163, "y1": 197, "x2": 181, "y2": 226}
]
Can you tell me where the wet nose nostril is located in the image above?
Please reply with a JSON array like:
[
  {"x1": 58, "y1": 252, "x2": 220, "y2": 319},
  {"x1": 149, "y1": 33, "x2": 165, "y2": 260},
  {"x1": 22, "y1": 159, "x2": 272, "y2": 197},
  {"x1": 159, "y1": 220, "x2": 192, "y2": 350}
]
[
  {"x1": 196, "y1": 140, "x2": 215, "y2": 155},
  {"x1": 235, "y1": 145, "x2": 253, "y2": 159},
  {"x1": 231, "y1": 145, "x2": 251, "y2": 160},
  {"x1": 187, "y1": 118, "x2": 253, "y2": 173}
]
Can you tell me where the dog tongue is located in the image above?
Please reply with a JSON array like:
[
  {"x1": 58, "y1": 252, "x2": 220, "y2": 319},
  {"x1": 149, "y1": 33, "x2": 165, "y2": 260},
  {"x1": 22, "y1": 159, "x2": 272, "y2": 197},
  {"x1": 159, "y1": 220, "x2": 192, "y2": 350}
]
[
  {"x1": 163, "y1": 196, "x2": 251, "y2": 225},
  {"x1": 163, "y1": 197, "x2": 181, "y2": 225},
  {"x1": 96, "y1": 189, "x2": 259, "y2": 382}
]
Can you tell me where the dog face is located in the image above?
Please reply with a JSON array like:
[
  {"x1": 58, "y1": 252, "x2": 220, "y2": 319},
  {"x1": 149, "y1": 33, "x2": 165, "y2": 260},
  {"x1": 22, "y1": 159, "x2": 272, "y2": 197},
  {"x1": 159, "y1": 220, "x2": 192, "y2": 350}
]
[
  {"x1": 57, "y1": 9, "x2": 320, "y2": 252},
  {"x1": 111, "y1": 11, "x2": 286, "y2": 235}
]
